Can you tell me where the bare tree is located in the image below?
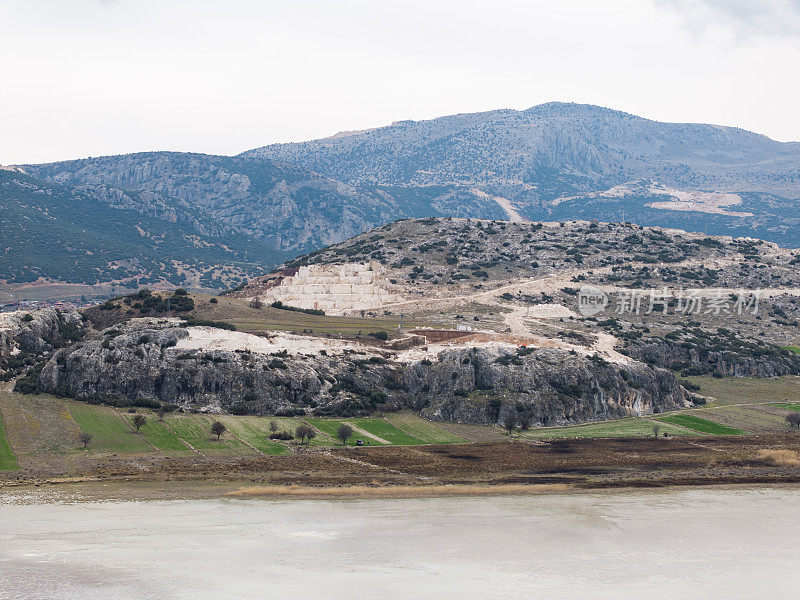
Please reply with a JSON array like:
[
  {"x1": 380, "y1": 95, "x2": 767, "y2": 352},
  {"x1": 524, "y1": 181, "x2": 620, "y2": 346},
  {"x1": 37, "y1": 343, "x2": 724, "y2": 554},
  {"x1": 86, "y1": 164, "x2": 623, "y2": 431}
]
[
  {"x1": 787, "y1": 412, "x2": 800, "y2": 429},
  {"x1": 503, "y1": 412, "x2": 517, "y2": 436},
  {"x1": 269, "y1": 420, "x2": 279, "y2": 434},
  {"x1": 78, "y1": 433, "x2": 93, "y2": 448},
  {"x1": 249, "y1": 297, "x2": 263, "y2": 309},
  {"x1": 336, "y1": 423, "x2": 354, "y2": 446},
  {"x1": 132, "y1": 414, "x2": 147, "y2": 432},
  {"x1": 211, "y1": 420, "x2": 227, "y2": 440},
  {"x1": 157, "y1": 409, "x2": 166, "y2": 422},
  {"x1": 653, "y1": 423, "x2": 661, "y2": 438},
  {"x1": 295, "y1": 423, "x2": 317, "y2": 446}
]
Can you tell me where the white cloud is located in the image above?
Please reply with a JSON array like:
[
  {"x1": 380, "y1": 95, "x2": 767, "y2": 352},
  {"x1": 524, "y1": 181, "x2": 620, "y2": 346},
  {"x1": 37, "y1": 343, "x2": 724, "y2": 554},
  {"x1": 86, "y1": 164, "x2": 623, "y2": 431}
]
[{"x1": 655, "y1": 0, "x2": 800, "y2": 38}]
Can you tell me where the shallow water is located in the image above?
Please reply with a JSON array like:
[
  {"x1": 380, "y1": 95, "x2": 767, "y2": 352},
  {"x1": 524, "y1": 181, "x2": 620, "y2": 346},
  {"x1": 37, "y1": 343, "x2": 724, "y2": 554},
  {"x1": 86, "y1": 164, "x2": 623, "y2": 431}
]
[{"x1": 1, "y1": 487, "x2": 799, "y2": 599}]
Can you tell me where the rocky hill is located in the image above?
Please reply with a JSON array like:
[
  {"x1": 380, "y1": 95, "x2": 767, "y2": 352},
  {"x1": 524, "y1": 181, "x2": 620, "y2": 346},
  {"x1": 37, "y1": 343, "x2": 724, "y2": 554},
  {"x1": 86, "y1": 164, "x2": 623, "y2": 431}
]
[
  {"x1": 21, "y1": 152, "x2": 505, "y2": 254},
  {"x1": 245, "y1": 102, "x2": 800, "y2": 244},
  {"x1": 241, "y1": 218, "x2": 800, "y2": 378},
  {"x1": 258, "y1": 218, "x2": 800, "y2": 298},
  {"x1": 34, "y1": 318, "x2": 687, "y2": 426},
  {"x1": 10, "y1": 217, "x2": 800, "y2": 427},
  {"x1": 247, "y1": 102, "x2": 800, "y2": 197},
  {"x1": 10, "y1": 104, "x2": 800, "y2": 292}
]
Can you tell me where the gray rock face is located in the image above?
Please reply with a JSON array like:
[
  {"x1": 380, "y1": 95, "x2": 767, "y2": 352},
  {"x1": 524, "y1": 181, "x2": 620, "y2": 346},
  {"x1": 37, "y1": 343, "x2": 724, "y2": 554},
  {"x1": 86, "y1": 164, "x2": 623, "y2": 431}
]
[
  {"x1": 23, "y1": 153, "x2": 503, "y2": 255},
  {"x1": 37, "y1": 320, "x2": 687, "y2": 425},
  {"x1": 403, "y1": 347, "x2": 687, "y2": 426},
  {"x1": 0, "y1": 309, "x2": 83, "y2": 359},
  {"x1": 627, "y1": 339, "x2": 800, "y2": 378},
  {"x1": 37, "y1": 320, "x2": 399, "y2": 415}
]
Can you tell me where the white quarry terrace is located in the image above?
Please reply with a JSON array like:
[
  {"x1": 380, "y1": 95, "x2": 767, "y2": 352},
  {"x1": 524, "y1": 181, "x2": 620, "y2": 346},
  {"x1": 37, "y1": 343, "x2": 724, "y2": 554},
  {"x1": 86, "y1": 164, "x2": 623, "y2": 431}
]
[{"x1": 249, "y1": 262, "x2": 403, "y2": 314}]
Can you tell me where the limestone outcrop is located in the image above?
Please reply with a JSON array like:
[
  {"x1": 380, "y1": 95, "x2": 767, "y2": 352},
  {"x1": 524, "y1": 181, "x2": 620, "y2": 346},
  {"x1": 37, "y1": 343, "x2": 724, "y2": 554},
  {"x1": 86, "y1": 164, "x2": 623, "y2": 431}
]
[
  {"x1": 36, "y1": 320, "x2": 688, "y2": 426},
  {"x1": 0, "y1": 308, "x2": 83, "y2": 359}
]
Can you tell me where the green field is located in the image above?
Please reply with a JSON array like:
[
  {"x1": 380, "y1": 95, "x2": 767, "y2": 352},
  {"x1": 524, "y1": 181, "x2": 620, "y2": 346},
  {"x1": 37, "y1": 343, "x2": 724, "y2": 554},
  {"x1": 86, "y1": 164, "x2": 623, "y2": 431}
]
[
  {"x1": 685, "y1": 375, "x2": 800, "y2": 406},
  {"x1": 0, "y1": 409, "x2": 19, "y2": 470},
  {"x1": 773, "y1": 403, "x2": 800, "y2": 412},
  {"x1": 520, "y1": 418, "x2": 693, "y2": 440},
  {"x1": 122, "y1": 414, "x2": 191, "y2": 452},
  {"x1": 305, "y1": 418, "x2": 381, "y2": 445},
  {"x1": 350, "y1": 418, "x2": 425, "y2": 445},
  {"x1": 69, "y1": 403, "x2": 152, "y2": 452},
  {"x1": 658, "y1": 414, "x2": 747, "y2": 436},
  {"x1": 699, "y1": 405, "x2": 790, "y2": 433},
  {"x1": 783, "y1": 346, "x2": 800, "y2": 355},
  {"x1": 216, "y1": 415, "x2": 290, "y2": 454},
  {"x1": 386, "y1": 413, "x2": 468, "y2": 444},
  {"x1": 165, "y1": 414, "x2": 251, "y2": 453}
]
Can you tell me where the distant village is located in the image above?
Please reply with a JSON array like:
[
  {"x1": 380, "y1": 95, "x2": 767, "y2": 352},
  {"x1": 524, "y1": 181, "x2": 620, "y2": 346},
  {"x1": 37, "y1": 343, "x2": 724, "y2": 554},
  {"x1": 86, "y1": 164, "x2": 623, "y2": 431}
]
[{"x1": 0, "y1": 296, "x2": 105, "y2": 313}]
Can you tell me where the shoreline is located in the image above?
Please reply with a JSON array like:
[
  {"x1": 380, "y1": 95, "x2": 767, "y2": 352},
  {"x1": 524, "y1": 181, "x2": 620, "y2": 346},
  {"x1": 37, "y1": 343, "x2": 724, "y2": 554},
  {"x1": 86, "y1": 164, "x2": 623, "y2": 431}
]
[{"x1": 3, "y1": 476, "x2": 800, "y2": 505}]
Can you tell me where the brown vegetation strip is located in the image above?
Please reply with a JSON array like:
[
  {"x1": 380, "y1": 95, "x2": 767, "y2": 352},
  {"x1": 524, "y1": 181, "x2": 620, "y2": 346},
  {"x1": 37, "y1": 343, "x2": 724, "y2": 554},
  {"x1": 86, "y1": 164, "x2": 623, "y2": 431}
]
[{"x1": 225, "y1": 483, "x2": 571, "y2": 499}]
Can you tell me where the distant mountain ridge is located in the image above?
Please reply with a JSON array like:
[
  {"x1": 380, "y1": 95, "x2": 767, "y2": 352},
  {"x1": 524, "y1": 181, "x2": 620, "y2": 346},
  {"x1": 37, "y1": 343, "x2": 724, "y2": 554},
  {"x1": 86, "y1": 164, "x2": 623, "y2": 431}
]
[
  {"x1": 7, "y1": 102, "x2": 800, "y2": 289},
  {"x1": 244, "y1": 102, "x2": 800, "y2": 201}
]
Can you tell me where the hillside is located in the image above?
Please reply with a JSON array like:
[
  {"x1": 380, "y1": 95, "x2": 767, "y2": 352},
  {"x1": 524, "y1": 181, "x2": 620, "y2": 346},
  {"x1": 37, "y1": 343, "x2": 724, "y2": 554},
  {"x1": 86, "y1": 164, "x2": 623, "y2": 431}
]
[
  {"x1": 256, "y1": 217, "x2": 800, "y2": 300},
  {"x1": 246, "y1": 102, "x2": 800, "y2": 197},
  {"x1": 21, "y1": 152, "x2": 506, "y2": 254},
  {"x1": 245, "y1": 102, "x2": 800, "y2": 244},
  {"x1": 0, "y1": 169, "x2": 281, "y2": 289},
  {"x1": 240, "y1": 218, "x2": 800, "y2": 377}
]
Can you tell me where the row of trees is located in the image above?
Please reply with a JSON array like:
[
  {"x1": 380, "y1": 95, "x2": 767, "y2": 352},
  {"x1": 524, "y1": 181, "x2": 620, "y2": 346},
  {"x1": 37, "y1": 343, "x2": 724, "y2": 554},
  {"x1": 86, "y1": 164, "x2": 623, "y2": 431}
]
[{"x1": 77, "y1": 415, "x2": 359, "y2": 448}]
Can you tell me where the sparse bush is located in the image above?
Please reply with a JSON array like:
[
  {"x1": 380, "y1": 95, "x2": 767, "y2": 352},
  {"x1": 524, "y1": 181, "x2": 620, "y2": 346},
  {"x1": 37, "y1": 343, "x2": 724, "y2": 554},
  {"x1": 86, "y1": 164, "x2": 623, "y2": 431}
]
[
  {"x1": 503, "y1": 412, "x2": 517, "y2": 435},
  {"x1": 211, "y1": 420, "x2": 227, "y2": 440},
  {"x1": 336, "y1": 423, "x2": 354, "y2": 446},
  {"x1": 295, "y1": 423, "x2": 317, "y2": 445},
  {"x1": 132, "y1": 414, "x2": 147, "y2": 432}
]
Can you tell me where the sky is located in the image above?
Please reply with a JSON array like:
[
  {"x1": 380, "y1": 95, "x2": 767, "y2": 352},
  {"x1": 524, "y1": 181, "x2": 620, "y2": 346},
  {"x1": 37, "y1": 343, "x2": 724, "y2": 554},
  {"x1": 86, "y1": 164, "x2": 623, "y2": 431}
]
[{"x1": 2, "y1": 0, "x2": 800, "y2": 165}]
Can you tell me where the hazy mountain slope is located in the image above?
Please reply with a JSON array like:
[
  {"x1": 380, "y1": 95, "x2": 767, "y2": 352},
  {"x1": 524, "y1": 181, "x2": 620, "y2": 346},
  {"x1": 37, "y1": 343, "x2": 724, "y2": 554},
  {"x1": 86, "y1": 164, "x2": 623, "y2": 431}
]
[
  {"x1": 0, "y1": 169, "x2": 282, "y2": 287},
  {"x1": 245, "y1": 102, "x2": 800, "y2": 200},
  {"x1": 23, "y1": 152, "x2": 506, "y2": 253},
  {"x1": 539, "y1": 184, "x2": 800, "y2": 246}
]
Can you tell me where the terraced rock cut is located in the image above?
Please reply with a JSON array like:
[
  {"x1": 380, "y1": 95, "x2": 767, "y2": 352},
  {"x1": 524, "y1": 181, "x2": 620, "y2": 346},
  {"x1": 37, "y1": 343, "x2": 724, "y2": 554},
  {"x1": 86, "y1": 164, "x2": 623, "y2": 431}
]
[{"x1": 657, "y1": 414, "x2": 747, "y2": 436}]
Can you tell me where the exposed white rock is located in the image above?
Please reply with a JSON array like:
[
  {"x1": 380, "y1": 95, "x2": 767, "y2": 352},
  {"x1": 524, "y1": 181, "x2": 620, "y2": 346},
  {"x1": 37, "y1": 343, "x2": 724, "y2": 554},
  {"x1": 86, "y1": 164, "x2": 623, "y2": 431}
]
[
  {"x1": 175, "y1": 326, "x2": 363, "y2": 356},
  {"x1": 249, "y1": 262, "x2": 403, "y2": 314}
]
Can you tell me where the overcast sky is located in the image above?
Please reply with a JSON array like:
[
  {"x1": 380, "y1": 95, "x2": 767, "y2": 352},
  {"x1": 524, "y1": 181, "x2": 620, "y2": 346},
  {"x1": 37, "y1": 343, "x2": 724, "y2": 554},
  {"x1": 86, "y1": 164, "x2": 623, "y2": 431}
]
[{"x1": 2, "y1": 0, "x2": 800, "y2": 165}]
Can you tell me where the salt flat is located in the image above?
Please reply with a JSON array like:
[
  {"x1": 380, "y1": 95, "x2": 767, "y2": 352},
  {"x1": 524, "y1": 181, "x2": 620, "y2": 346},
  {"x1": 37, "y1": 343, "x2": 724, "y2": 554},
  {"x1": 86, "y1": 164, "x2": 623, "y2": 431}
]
[{"x1": 1, "y1": 487, "x2": 799, "y2": 599}]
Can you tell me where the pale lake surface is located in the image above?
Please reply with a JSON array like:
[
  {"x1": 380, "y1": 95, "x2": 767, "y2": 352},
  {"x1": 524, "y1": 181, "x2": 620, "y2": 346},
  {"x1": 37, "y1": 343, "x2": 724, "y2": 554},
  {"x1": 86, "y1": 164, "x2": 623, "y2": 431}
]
[{"x1": 1, "y1": 486, "x2": 799, "y2": 599}]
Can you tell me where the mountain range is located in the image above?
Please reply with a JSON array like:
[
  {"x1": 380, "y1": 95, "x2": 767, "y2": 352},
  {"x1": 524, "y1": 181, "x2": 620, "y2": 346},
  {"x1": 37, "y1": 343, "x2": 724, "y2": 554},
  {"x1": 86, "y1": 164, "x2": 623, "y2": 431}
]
[{"x1": 3, "y1": 102, "x2": 799, "y2": 290}]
